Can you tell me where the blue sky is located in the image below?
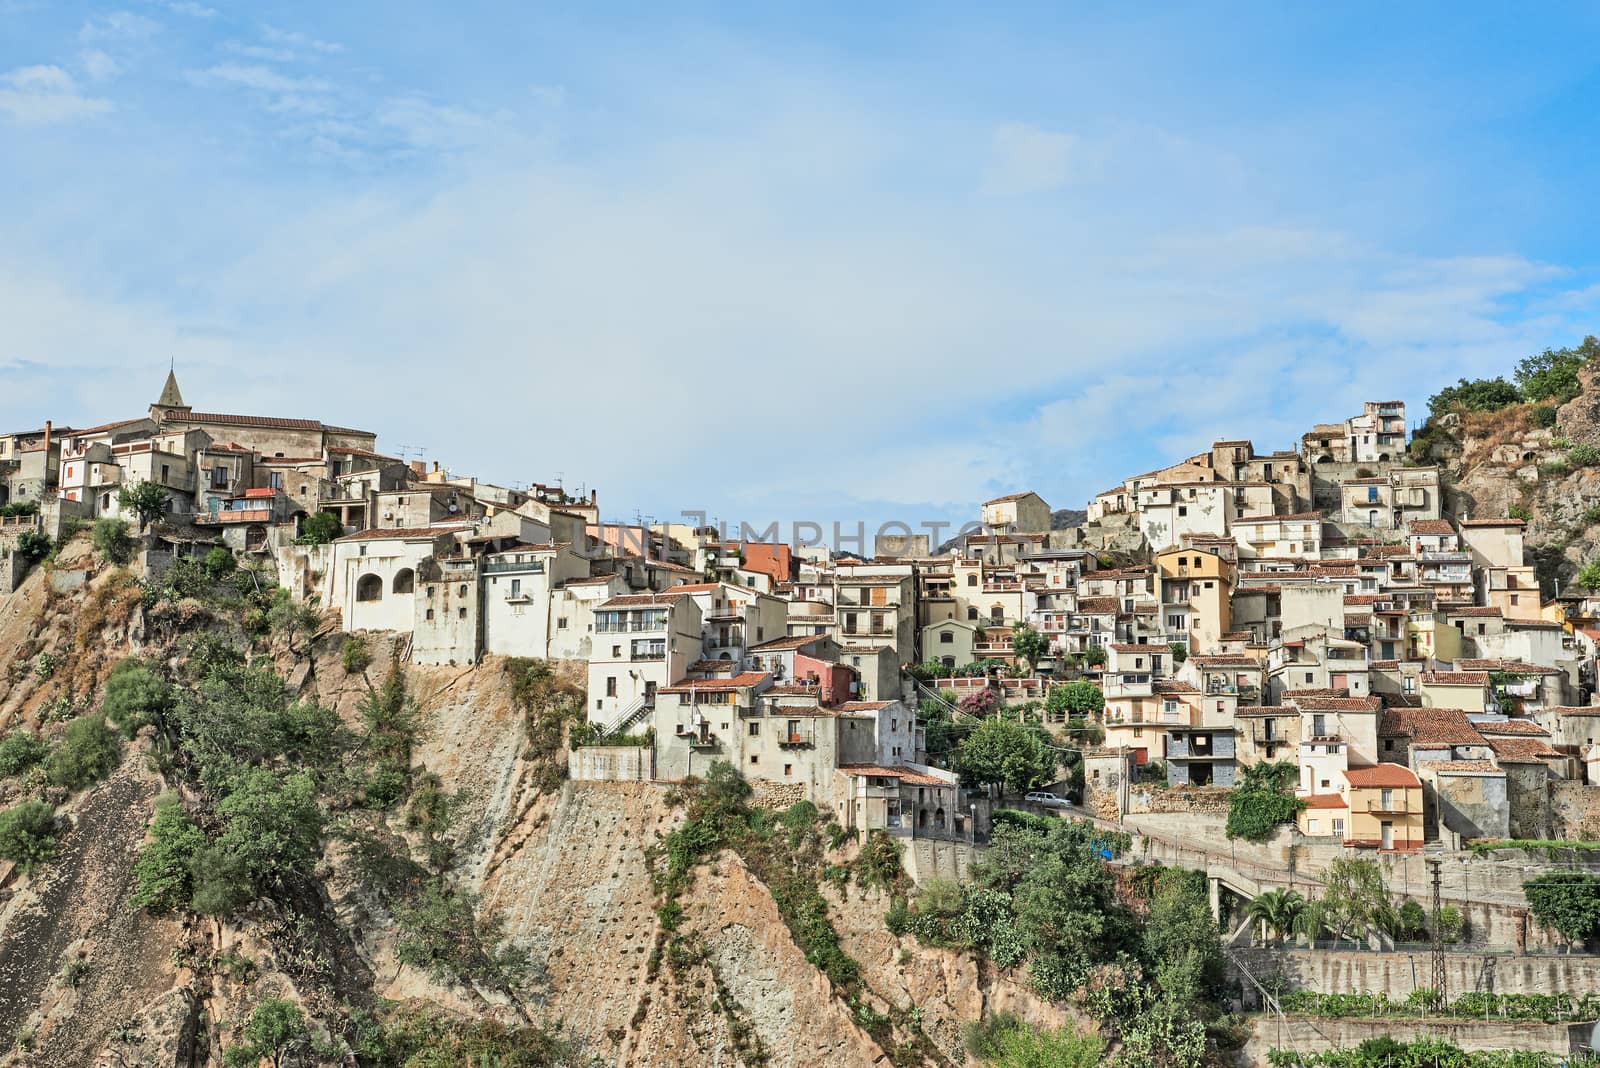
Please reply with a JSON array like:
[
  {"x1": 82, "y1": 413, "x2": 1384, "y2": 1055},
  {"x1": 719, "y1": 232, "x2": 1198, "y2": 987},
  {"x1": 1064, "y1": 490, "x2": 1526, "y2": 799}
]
[{"x1": 3, "y1": 3, "x2": 1599, "y2": 538}]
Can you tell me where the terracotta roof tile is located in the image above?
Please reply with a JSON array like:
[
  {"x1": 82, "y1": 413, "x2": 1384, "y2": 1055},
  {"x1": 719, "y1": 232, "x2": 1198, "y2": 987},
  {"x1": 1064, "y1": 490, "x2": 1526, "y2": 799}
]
[
  {"x1": 1488, "y1": 737, "x2": 1562, "y2": 763},
  {"x1": 660, "y1": 672, "x2": 770, "y2": 693},
  {"x1": 1344, "y1": 764, "x2": 1421, "y2": 787},
  {"x1": 1426, "y1": 760, "x2": 1502, "y2": 773},
  {"x1": 1409, "y1": 520, "x2": 1455, "y2": 535},
  {"x1": 1379, "y1": 707, "x2": 1487, "y2": 746},
  {"x1": 837, "y1": 763, "x2": 951, "y2": 786},
  {"x1": 336, "y1": 525, "x2": 468, "y2": 542},
  {"x1": 1304, "y1": 793, "x2": 1349, "y2": 810},
  {"x1": 1421, "y1": 671, "x2": 1490, "y2": 685}
]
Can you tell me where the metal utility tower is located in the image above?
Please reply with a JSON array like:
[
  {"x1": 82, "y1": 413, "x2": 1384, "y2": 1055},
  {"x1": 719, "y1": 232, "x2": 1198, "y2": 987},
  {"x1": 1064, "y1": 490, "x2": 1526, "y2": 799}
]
[{"x1": 1428, "y1": 858, "x2": 1446, "y2": 1002}]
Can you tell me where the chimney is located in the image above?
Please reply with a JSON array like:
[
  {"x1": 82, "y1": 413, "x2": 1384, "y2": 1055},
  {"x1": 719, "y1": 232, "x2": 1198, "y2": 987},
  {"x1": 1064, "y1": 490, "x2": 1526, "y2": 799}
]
[
  {"x1": 409, "y1": 460, "x2": 425, "y2": 478},
  {"x1": 433, "y1": 461, "x2": 440, "y2": 473}
]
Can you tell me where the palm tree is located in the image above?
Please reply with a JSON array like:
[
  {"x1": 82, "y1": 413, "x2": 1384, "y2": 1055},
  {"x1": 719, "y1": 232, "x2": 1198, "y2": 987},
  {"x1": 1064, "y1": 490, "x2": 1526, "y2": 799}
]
[{"x1": 1246, "y1": 888, "x2": 1305, "y2": 944}]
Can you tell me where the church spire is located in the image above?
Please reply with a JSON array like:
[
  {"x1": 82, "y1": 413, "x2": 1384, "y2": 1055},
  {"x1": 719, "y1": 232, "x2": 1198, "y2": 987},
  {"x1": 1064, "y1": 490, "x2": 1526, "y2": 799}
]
[{"x1": 157, "y1": 367, "x2": 185, "y2": 409}]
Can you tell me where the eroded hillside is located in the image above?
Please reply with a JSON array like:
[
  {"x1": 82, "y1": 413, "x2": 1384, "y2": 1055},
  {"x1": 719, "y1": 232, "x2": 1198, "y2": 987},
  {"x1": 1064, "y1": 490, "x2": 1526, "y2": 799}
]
[{"x1": 0, "y1": 539, "x2": 1067, "y2": 1067}]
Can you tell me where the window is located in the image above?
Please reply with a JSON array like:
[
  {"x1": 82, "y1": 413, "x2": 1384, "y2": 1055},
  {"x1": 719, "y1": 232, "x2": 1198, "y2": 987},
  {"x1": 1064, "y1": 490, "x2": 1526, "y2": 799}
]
[
  {"x1": 750, "y1": 755, "x2": 759, "y2": 765},
  {"x1": 1332, "y1": 818, "x2": 1345, "y2": 836},
  {"x1": 1308, "y1": 818, "x2": 1319, "y2": 833},
  {"x1": 458, "y1": 607, "x2": 466, "y2": 619},
  {"x1": 211, "y1": 465, "x2": 228, "y2": 488},
  {"x1": 1304, "y1": 671, "x2": 1314, "y2": 684},
  {"x1": 605, "y1": 677, "x2": 617, "y2": 697},
  {"x1": 425, "y1": 609, "x2": 435, "y2": 621},
  {"x1": 612, "y1": 645, "x2": 622, "y2": 658},
  {"x1": 967, "y1": 607, "x2": 979, "y2": 620},
  {"x1": 510, "y1": 578, "x2": 521, "y2": 596},
  {"x1": 967, "y1": 574, "x2": 977, "y2": 586},
  {"x1": 557, "y1": 617, "x2": 568, "y2": 629},
  {"x1": 459, "y1": 584, "x2": 467, "y2": 596},
  {"x1": 1178, "y1": 506, "x2": 1188, "y2": 517},
  {"x1": 940, "y1": 630, "x2": 953, "y2": 644},
  {"x1": 269, "y1": 471, "x2": 283, "y2": 489},
  {"x1": 748, "y1": 722, "x2": 759, "y2": 737},
  {"x1": 784, "y1": 764, "x2": 793, "y2": 776}
]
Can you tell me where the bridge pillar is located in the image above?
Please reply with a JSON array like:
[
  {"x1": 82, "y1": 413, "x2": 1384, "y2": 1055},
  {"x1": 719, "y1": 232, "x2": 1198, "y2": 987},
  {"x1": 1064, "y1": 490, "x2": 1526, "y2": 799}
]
[{"x1": 1208, "y1": 876, "x2": 1222, "y2": 922}]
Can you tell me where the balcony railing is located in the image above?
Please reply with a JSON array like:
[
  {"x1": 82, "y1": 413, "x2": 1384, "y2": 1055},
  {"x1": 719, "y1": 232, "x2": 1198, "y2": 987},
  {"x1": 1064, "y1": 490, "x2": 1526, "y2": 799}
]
[
  {"x1": 1366, "y1": 798, "x2": 1413, "y2": 814},
  {"x1": 595, "y1": 619, "x2": 667, "y2": 634},
  {"x1": 777, "y1": 733, "x2": 815, "y2": 748},
  {"x1": 485, "y1": 559, "x2": 546, "y2": 575}
]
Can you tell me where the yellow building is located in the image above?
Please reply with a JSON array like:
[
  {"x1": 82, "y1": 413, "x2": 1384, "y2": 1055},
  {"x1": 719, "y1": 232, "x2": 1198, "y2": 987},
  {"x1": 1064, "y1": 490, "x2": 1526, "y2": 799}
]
[
  {"x1": 1340, "y1": 764, "x2": 1424, "y2": 851},
  {"x1": 1407, "y1": 613, "x2": 1464, "y2": 662},
  {"x1": 1154, "y1": 546, "x2": 1235, "y2": 655}
]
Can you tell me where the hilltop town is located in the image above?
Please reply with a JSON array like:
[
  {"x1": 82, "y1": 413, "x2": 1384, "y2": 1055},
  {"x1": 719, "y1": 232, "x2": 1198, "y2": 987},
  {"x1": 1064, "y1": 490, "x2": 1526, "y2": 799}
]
[
  {"x1": 4, "y1": 362, "x2": 1600, "y2": 1066},
  {"x1": 6, "y1": 372, "x2": 1596, "y2": 853}
]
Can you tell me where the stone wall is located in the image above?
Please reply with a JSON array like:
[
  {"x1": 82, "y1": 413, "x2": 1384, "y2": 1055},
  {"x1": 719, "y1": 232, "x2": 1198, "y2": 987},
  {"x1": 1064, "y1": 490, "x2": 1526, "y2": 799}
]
[
  {"x1": 1128, "y1": 784, "x2": 1232, "y2": 815},
  {"x1": 749, "y1": 779, "x2": 808, "y2": 810},
  {"x1": 567, "y1": 745, "x2": 653, "y2": 783},
  {"x1": 1238, "y1": 1016, "x2": 1591, "y2": 1066},
  {"x1": 1552, "y1": 781, "x2": 1600, "y2": 841},
  {"x1": 900, "y1": 835, "x2": 985, "y2": 885},
  {"x1": 1230, "y1": 946, "x2": 1600, "y2": 1002}
]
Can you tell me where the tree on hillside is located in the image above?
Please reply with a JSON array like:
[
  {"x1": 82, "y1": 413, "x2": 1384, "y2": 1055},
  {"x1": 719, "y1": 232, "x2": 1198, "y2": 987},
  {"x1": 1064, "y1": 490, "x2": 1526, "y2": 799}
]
[
  {"x1": 956, "y1": 718, "x2": 1055, "y2": 795},
  {"x1": 1578, "y1": 561, "x2": 1600, "y2": 590},
  {"x1": 118, "y1": 479, "x2": 170, "y2": 530},
  {"x1": 297, "y1": 511, "x2": 344, "y2": 545},
  {"x1": 1516, "y1": 336, "x2": 1597, "y2": 404},
  {"x1": 1305, "y1": 858, "x2": 1392, "y2": 945},
  {"x1": 1245, "y1": 887, "x2": 1305, "y2": 943},
  {"x1": 1426, "y1": 377, "x2": 1521, "y2": 419},
  {"x1": 1011, "y1": 626, "x2": 1047, "y2": 675},
  {"x1": 1047, "y1": 679, "x2": 1104, "y2": 719}
]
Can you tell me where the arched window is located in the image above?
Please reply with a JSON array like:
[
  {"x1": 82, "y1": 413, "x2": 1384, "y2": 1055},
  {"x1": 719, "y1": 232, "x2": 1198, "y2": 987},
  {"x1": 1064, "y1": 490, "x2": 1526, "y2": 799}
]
[
  {"x1": 934, "y1": 807, "x2": 946, "y2": 829},
  {"x1": 393, "y1": 568, "x2": 415, "y2": 594},
  {"x1": 967, "y1": 607, "x2": 979, "y2": 621},
  {"x1": 356, "y1": 574, "x2": 383, "y2": 602},
  {"x1": 990, "y1": 604, "x2": 1004, "y2": 622}
]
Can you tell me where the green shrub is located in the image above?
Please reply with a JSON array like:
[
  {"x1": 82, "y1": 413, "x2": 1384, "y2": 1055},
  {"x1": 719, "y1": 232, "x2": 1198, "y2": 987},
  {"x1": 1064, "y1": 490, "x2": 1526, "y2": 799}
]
[
  {"x1": 45, "y1": 714, "x2": 122, "y2": 789},
  {"x1": 101, "y1": 659, "x2": 175, "y2": 734},
  {"x1": 15, "y1": 529, "x2": 52, "y2": 564},
  {"x1": 341, "y1": 635, "x2": 372, "y2": 674},
  {"x1": 1532, "y1": 404, "x2": 1559, "y2": 428},
  {"x1": 0, "y1": 730, "x2": 47, "y2": 777},
  {"x1": 1510, "y1": 504, "x2": 1533, "y2": 522},
  {"x1": 91, "y1": 518, "x2": 135, "y2": 565},
  {"x1": 1226, "y1": 761, "x2": 1305, "y2": 842},
  {"x1": 129, "y1": 797, "x2": 207, "y2": 913},
  {"x1": 1569, "y1": 443, "x2": 1600, "y2": 468},
  {"x1": 0, "y1": 801, "x2": 59, "y2": 871},
  {"x1": 203, "y1": 546, "x2": 236, "y2": 580},
  {"x1": 296, "y1": 512, "x2": 343, "y2": 545}
]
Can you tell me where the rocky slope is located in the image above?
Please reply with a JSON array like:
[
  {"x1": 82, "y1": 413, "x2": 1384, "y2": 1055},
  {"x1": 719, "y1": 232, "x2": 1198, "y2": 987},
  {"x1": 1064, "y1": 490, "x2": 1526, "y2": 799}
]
[
  {"x1": 0, "y1": 540, "x2": 1063, "y2": 1067},
  {"x1": 1419, "y1": 358, "x2": 1600, "y2": 594}
]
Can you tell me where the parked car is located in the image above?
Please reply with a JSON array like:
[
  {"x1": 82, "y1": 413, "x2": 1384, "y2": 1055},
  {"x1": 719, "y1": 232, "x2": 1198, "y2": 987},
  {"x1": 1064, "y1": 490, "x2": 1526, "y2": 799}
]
[{"x1": 1024, "y1": 791, "x2": 1070, "y2": 809}]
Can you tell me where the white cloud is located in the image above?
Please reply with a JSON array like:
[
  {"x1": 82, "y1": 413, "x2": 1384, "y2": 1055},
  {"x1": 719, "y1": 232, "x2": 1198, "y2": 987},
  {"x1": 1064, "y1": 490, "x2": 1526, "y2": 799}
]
[
  {"x1": 223, "y1": 41, "x2": 298, "y2": 63},
  {"x1": 0, "y1": 65, "x2": 111, "y2": 123},
  {"x1": 981, "y1": 121, "x2": 1078, "y2": 195},
  {"x1": 166, "y1": 0, "x2": 216, "y2": 16},
  {"x1": 79, "y1": 10, "x2": 160, "y2": 42},
  {"x1": 187, "y1": 64, "x2": 333, "y2": 93},
  {"x1": 79, "y1": 49, "x2": 122, "y2": 81},
  {"x1": 261, "y1": 24, "x2": 344, "y2": 55},
  {"x1": 376, "y1": 95, "x2": 503, "y2": 151}
]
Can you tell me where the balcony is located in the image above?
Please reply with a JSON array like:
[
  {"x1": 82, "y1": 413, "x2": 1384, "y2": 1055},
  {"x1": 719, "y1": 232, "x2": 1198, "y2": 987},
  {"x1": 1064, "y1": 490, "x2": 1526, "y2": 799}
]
[
  {"x1": 193, "y1": 507, "x2": 272, "y2": 525},
  {"x1": 1365, "y1": 798, "x2": 1413, "y2": 814},
  {"x1": 486, "y1": 559, "x2": 546, "y2": 575},
  {"x1": 596, "y1": 619, "x2": 667, "y2": 634},
  {"x1": 777, "y1": 732, "x2": 815, "y2": 748}
]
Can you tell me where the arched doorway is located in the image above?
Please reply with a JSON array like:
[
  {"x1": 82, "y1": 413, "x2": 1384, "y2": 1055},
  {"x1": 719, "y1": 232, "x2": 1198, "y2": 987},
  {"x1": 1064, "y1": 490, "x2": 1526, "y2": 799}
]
[
  {"x1": 356, "y1": 574, "x2": 384, "y2": 601},
  {"x1": 392, "y1": 568, "x2": 415, "y2": 594}
]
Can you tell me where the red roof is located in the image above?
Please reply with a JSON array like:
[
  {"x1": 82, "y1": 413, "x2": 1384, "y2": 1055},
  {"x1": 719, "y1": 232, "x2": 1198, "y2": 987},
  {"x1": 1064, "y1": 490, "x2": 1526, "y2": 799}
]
[
  {"x1": 1344, "y1": 764, "x2": 1421, "y2": 788},
  {"x1": 1304, "y1": 793, "x2": 1349, "y2": 810},
  {"x1": 242, "y1": 487, "x2": 276, "y2": 498},
  {"x1": 1421, "y1": 671, "x2": 1490, "y2": 686},
  {"x1": 836, "y1": 701, "x2": 896, "y2": 712},
  {"x1": 837, "y1": 763, "x2": 950, "y2": 786},
  {"x1": 337, "y1": 525, "x2": 467, "y2": 542},
  {"x1": 1409, "y1": 519, "x2": 1455, "y2": 535},
  {"x1": 1488, "y1": 737, "x2": 1561, "y2": 763},
  {"x1": 659, "y1": 672, "x2": 770, "y2": 694},
  {"x1": 1379, "y1": 707, "x2": 1487, "y2": 746},
  {"x1": 1460, "y1": 517, "x2": 1525, "y2": 527},
  {"x1": 1475, "y1": 719, "x2": 1550, "y2": 737}
]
